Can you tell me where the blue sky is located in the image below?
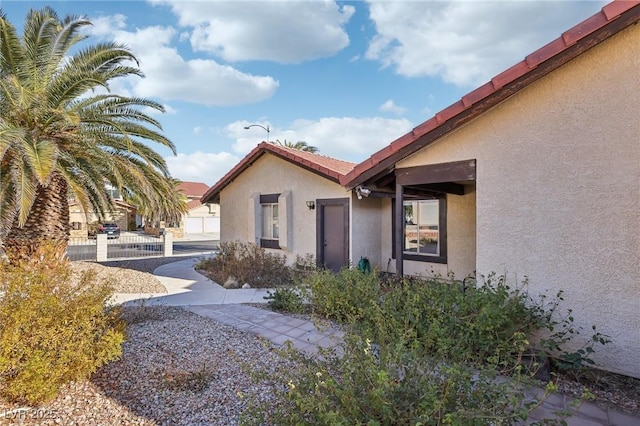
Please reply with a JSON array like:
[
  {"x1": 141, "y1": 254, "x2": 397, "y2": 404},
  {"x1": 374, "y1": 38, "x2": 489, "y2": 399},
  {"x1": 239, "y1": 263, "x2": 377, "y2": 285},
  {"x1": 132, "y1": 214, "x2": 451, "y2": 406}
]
[{"x1": 1, "y1": 0, "x2": 606, "y2": 185}]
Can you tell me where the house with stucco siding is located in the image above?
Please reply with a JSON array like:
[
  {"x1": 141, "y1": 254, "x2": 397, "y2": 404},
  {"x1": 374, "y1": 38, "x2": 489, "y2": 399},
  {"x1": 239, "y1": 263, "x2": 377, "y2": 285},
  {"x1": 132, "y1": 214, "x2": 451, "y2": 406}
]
[
  {"x1": 202, "y1": 1, "x2": 639, "y2": 378},
  {"x1": 201, "y1": 143, "x2": 385, "y2": 272},
  {"x1": 176, "y1": 181, "x2": 220, "y2": 237},
  {"x1": 69, "y1": 199, "x2": 136, "y2": 238},
  {"x1": 340, "y1": 1, "x2": 640, "y2": 378}
]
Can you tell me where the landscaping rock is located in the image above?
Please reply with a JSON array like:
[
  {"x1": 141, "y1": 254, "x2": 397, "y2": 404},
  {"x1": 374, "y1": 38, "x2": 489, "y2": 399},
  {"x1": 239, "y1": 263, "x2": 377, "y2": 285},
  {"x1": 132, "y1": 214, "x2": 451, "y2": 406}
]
[{"x1": 223, "y1": 276, "x2": 240, "y2": 289}]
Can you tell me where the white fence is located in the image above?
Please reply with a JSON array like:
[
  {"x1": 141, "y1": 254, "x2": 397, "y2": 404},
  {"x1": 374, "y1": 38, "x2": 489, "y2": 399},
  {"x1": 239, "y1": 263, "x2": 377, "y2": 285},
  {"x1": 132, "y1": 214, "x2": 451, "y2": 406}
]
[{"x1": 68, "y1": 232, "x2": 173, "y2": 261}]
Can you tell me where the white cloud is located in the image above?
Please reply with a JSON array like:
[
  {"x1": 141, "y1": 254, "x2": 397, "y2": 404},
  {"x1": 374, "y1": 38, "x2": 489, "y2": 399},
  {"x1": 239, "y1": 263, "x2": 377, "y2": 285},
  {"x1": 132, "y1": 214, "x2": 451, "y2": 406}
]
[
  {"x1": 379, "y1": 99, "x2": 406, "y2": 115},
  {"x1": 222, "y1": 117, "x2": 411, "y2": 162},
  {"x1": 166, "y1": 151, "x2": 241, "y2": 185},
  {"x1": 283, "y1": 117, "x2": 412, "y2": 162},
  {"x1": 87, "y1": 15, "x2": 278, "y2": 106},
  {"x1": 365, "y1": 1, "x2": 606, "y2": 87},
  {"x1": 163, "y1": 116, "x2": 414, "y2": 187},
  {"x1": 151, "y1": 0, "x2": 354, "y2": 63},
  {"x1": 193, "y1": 126, "x2": 202, "y2": 135}
]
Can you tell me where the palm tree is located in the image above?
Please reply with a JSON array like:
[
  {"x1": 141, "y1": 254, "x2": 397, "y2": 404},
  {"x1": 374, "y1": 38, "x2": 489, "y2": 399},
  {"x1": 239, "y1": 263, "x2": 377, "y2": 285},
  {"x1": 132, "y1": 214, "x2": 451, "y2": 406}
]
[
  {"x1": 0, "y1": 7, "x2": 181, "y2": 260},
  {"x1": 274, "y1": 139, "x2": 319, "y2": 153},
  {"x1": 123, "y1": 177, "x2": 188, "y2": 229}
]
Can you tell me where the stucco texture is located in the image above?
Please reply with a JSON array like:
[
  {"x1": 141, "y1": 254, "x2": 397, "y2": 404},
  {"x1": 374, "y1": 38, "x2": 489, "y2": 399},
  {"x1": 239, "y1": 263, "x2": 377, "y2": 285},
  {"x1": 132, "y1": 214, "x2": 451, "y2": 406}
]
[
  {"x1": 397, "y1": 26, "x2": 640, "y2": 377},
  {"x1": 219, "y1": 153, "x2": 350, "y2": 264}
]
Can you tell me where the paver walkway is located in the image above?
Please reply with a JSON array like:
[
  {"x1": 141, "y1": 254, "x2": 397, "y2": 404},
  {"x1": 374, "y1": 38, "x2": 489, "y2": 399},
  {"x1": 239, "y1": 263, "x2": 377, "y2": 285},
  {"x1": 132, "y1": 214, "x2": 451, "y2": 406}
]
[{"x1": 114, "y1": 257, "x2": 640, "y2": 426}]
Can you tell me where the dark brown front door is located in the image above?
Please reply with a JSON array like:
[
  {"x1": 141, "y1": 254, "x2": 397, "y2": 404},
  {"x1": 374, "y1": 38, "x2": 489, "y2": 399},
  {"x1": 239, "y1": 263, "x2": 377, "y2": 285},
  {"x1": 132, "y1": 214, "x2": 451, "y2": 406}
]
[{"x1": 317, "y1": 198, "x2": 349, "y2": 272}]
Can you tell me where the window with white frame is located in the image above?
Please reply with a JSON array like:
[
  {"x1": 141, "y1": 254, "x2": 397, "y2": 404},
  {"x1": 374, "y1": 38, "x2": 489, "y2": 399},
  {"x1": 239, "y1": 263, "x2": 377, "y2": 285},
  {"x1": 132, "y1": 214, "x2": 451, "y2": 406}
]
[
  {"x1": 262, "y1": 203, "x2": 279, "y2": 239},
  {"x1": 403, "y1": 199, "x2": 440, "y2": 256},
  {"x1": 259, "y1": 194, "x2": 280, "y2": 249}
]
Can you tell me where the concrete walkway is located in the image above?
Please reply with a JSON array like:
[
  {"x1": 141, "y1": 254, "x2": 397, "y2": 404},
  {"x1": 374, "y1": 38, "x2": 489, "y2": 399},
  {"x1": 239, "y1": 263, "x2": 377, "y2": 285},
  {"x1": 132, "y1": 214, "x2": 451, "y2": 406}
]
[
  {"x1": 112, "y1": 257, "x2": 271, "y2": 306},
  {"x1": 113, "y1": 257, "x2": 640, "y2": 426}
]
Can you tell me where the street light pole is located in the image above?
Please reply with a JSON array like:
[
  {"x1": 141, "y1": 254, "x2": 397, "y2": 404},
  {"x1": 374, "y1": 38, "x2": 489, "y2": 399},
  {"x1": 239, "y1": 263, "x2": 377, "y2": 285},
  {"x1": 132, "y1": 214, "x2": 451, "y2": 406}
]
[{"x1": 243, "y1": 124, "x2": 270, "y2": 142}]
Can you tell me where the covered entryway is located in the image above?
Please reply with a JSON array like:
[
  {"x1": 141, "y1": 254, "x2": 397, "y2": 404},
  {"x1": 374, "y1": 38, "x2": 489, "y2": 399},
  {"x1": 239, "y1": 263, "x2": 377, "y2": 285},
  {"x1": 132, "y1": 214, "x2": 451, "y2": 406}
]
[{"x1": 316, "y1": 198, "x2": 349, "y2": 272}]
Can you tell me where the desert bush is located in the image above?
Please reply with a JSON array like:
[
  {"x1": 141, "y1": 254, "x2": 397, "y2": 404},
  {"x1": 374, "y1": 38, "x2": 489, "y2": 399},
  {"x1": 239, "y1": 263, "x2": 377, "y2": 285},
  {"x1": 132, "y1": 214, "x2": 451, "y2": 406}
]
[
  {"x1": 264, "y1": 287, "x2": 307, "y2": 313},
  {"x1": 196, "y1": 241, "x2": 292, "y2": 288},
  {"x1": 308, "y1": 270, "x2": 607, "y2": 372},
  {"x1": 160, "y1": 362, "x2": 217, "y2": 393},
  {"x1": 307, "y1": 268, "x2": 380, "y2": 322},
  {"x1": 0, "y1": 243, "x2": 125, "y2": 404},
  {"x1": 364, "y1": 273, "x2": 539, "y2": 369},
  {"x1": 243, "y1": 270, "x2": 606, "y2": 425},
  {"x1": 243, "y1": 332, "x2": 559, "y2": 425}
]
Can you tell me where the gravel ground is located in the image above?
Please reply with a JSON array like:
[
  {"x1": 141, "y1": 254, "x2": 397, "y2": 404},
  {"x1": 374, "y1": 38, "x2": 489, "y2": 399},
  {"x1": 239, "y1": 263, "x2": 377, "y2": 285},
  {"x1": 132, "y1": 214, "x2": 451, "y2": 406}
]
[
  {"x1": 0, "y1": 306, "x2": 291, "y2": 425},
  {"x1": 1, "y1": 258, "x2": 638, "y2": 424},
  {"x1": 70, "y1": 257, "x2": 202, "y2": 294}
]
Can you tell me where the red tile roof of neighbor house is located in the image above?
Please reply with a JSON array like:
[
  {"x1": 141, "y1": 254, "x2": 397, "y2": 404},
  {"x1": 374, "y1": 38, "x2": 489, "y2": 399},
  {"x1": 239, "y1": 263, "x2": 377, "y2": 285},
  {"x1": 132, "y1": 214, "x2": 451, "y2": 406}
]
[
  {"x1": 341, "y1": 0, "x2": 640, "y2": 189},
  {"x1": 201, "y1": 142, "x2": 356, "y2": 203},
  {"x1": 186, "y1": 199, "x2": 203, "y2": 210},
  {"x1": 176, "y1": 181, "x2": 210, "y2": 198}
]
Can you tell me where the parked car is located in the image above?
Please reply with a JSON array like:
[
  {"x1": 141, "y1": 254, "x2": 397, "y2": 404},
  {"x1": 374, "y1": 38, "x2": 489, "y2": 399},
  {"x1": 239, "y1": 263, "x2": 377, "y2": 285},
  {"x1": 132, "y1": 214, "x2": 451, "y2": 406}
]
[{"x1": 88, "y1": 222, "x2": 121, "y2": 239}]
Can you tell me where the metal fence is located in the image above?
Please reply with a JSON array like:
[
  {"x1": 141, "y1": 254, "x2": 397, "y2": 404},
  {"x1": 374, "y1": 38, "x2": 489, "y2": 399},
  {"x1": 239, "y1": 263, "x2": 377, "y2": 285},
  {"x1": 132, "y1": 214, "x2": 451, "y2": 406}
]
[
  {"x1": 67, "y1": 234, "x2": 166, "y2": 261},
  {"x1": 106, "y1": 235, "x2": 163, "y2": 259},
  {"x1": 68, "y1": 237, "x2": 98, "y2": 261}
]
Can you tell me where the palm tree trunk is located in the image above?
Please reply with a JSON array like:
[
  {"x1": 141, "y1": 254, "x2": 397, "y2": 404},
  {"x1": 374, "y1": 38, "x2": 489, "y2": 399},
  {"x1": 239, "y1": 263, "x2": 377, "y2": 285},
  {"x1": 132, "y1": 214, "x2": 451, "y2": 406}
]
[{"x1": 3, "y1": 171, "x2": 70, "y2": 262}]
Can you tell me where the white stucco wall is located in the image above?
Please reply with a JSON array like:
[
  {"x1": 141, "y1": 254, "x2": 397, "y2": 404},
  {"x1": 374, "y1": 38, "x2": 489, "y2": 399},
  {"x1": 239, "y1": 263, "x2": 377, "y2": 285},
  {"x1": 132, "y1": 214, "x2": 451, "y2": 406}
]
[
  {"x1": 397, "y1": 26, "x2": 640, "y2": 377},
  {"x1": 219, "y1": 154, "x2": 351, "y2": 264},
  {"x1": 186, "y1": 203, "x2": 219, "y2": 217}
]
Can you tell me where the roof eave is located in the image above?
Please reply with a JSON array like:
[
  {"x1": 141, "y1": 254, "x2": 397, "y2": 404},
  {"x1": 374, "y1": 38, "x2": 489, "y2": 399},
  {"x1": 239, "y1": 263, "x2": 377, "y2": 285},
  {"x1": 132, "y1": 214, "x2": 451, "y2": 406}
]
[{"x1": 201, "y1": 142, "x2": 355, "y2": 203}]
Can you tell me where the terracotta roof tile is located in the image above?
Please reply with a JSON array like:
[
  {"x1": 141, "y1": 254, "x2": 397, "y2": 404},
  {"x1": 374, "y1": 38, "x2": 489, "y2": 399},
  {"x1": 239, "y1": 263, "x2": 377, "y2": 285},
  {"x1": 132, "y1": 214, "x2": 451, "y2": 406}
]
[
  {"x1": 202, "y1": 142, "x2": 355, "y2": 203},
  {"x1": 186, "y1": 199, "x2": 202, "y2": 210},
  {"x1": 462, "y1": 82, "x2": 496, "y2": 107},
  {"x1": 436, "y1": 100, "x2": 466, "y2": 124},
  {"x1": 562, "y1": 11, "x2": 608, "y2": 46},
  {"x1": 526, "y1": 37, "x2": 567, "y2": 68},
  {"x1": 491, "y1": 61, "x2": 532, "y2": 90},
  {"x1": 343, "y1": 0, "x2": 640, "y2": 188},
  {"x1": 176, "y1": 181, "x2": 210, "y2": 198},
  {"x1": 390, "y1": 130, "x2": 419, "y2": 152},
  {"x1": 412, "y1": 117, "x2": 439, "y2": 141},
  {"x1": 604, "y1": 0, "x2": 634, "y2": 19},
  {"x1": 371, "y1": 145, "x2": 394, "y2": 166}
]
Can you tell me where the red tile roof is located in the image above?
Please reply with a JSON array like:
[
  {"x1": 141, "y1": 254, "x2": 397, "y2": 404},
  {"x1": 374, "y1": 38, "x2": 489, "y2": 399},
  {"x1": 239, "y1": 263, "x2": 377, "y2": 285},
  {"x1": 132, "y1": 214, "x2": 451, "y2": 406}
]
[
  {"x1": 186, "y1": 199, "x2": 203, "y2": 210},
  {"x1": 201, "y1": 142, "x2": 356, "y2": 203},
  {"x1": 176, "y1": 181, "x2": 210, "y2": 198},
  {"x1": 342, "y1": 0, "x2": 640, "y2": 188}
]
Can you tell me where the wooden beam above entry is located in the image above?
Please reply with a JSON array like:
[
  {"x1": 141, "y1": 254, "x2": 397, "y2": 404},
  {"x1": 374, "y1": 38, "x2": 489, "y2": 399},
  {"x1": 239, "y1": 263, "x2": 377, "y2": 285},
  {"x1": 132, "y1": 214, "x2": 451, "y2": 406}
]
[{"x1": 396, "y1": 159, "x2": 476, "y2": 186}]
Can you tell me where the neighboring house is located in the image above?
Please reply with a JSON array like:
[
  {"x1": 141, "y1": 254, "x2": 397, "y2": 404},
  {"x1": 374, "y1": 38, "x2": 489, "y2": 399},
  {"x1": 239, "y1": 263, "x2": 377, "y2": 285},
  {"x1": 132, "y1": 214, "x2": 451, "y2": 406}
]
[
  {"x1": 201, "y1": 143, "x2": 369, "y2": 272},
  {"x1": 176, "y1": 181, "x2": 220, "y2": 236},
  {"x1": 69, "y1": 199, "x2": 136, "y2": 238},
  {"x1": 339, "y1": 1, "x2": 640, "y2": 378}
]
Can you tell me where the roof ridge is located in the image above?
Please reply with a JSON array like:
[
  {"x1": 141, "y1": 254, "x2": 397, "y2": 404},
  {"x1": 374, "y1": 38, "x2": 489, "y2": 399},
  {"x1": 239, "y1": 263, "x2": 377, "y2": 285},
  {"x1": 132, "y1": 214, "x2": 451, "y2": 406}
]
[
  {"x1": 201, "y1": 142, "x2": 355, "y2": 204},
  {"x1": 267, "y1": 142, "x2": 357, "y2": 165}
]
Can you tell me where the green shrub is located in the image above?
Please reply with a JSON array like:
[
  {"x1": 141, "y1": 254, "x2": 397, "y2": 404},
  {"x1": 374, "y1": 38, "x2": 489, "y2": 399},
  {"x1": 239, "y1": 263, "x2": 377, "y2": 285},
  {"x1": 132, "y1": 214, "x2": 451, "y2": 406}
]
[
  {"x1": 244, "y1": 271, "x2": 607, "y2": 425},
  {"x1": 264, "y1": 287, "x2": 307, "y2": 313},
  {"x1": 0, "y1": 244, "x2": 125, "y2": 404},
  {"x1": 307, "y1": 268, "x2": 380, "y2": 322},
  {"x1": 365, "y1": 273, "x2": 539, "y2": 369},
  {"x1": 196, "y1": 241, "x2": 292, "y2": 288},
  {"x1": 243, "y1": 334, "x2": 556, "y2": 426},
  {"x1": 307, "y1": 270, "x2": 608, "y2": 373}
]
